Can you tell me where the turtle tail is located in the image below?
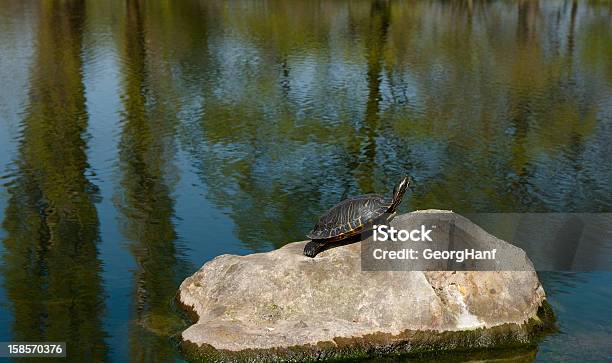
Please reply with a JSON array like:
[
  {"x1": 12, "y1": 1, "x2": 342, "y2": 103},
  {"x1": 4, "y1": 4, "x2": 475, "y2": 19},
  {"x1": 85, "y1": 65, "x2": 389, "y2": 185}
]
[{"x1": 303, "y1": 241, "x2": 325, "y2": 258}]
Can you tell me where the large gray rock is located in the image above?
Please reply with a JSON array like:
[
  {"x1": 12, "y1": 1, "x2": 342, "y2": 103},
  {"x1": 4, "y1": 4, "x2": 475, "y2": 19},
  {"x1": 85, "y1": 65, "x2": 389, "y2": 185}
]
[{"x1": 178, "y1": 210, "x2": 554, "y2": 362}]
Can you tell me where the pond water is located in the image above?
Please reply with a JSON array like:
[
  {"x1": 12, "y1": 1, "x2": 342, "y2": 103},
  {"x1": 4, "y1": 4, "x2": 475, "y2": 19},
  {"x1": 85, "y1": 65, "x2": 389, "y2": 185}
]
[{"x1": 0, "y1": 0, "x2": 611, "y2": 361}]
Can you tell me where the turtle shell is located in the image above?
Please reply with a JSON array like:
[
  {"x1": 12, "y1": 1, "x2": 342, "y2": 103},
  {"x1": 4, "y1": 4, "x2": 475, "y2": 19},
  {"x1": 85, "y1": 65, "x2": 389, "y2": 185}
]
[{"x1": 307, "y1": 194, "x2": 392, "y2": 241}]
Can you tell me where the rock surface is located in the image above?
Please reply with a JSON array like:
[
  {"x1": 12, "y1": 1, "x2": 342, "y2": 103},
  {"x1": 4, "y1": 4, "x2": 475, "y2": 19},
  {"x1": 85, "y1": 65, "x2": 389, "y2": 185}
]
[{"x1": 177, "y1": 210, "x2": 554, "y2": 362}]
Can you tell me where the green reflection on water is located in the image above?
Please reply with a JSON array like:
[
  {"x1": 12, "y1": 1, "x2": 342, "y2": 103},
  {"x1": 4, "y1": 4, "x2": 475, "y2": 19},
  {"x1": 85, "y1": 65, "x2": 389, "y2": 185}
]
[
  {"x1": 1, "y1": 0, "x2": 108, "y2": 360},
  {"x1": 115, "y1": 0, "x2": 190, "y2": 361}
]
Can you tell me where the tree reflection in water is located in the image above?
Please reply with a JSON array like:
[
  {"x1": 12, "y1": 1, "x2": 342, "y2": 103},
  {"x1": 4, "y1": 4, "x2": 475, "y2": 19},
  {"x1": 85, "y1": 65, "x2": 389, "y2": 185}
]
[{"x1": 1, "y1": 0, "x2": 108, "y2": 360}]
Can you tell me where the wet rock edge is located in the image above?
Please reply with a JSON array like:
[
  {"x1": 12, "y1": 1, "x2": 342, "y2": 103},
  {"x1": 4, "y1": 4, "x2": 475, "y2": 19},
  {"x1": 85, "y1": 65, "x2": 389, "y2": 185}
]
[{"x1": 176, "y1": 296, "x2": 555, "y2": 362}]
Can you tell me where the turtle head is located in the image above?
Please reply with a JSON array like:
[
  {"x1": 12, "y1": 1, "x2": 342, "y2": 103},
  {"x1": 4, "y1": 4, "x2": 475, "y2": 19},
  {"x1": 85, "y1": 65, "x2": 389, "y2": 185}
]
[{"x1": 391, "y1": 176, "x2": 411, "y2": 209}]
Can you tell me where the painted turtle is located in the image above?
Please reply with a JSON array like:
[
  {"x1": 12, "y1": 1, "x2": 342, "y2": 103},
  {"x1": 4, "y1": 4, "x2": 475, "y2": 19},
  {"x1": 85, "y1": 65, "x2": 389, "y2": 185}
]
[{"x1": 304, "y1": 176, "x2": 411, "y2": 257}]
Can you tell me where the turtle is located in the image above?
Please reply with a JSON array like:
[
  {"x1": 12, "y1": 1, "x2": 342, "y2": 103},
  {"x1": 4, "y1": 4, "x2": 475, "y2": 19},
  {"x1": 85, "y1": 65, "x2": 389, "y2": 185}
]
[{"x1": 304, "y1": 176, "x2": 411, "y2": 257}]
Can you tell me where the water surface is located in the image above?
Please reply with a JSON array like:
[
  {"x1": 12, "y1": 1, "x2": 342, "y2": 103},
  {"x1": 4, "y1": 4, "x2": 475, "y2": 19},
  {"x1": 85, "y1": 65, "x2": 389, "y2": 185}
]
[{"x1": 0, "y1": 0, "x2": 611, "y2": 361}]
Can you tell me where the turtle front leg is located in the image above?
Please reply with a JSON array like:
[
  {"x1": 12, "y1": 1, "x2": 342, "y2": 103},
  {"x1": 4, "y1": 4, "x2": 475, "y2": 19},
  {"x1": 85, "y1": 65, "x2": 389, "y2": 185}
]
[{"x1": 303, "y1": 241, "x2": 326, "y2": 258}]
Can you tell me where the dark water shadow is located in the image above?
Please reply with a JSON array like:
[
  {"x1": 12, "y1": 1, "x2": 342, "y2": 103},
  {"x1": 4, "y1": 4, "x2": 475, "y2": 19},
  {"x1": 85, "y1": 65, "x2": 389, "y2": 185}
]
[{"x1": 348, "y1": 345, "x2": 538, "y2": 362}]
